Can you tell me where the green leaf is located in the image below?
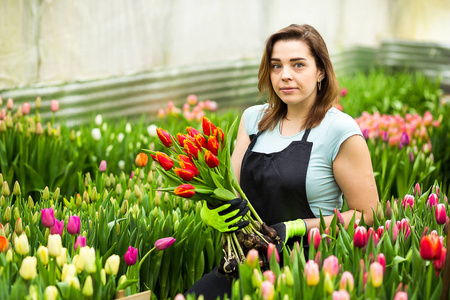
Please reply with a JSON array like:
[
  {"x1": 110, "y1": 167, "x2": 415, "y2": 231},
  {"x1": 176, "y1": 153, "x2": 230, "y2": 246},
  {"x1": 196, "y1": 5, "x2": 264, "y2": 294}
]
[{"x1": 213, "y1": 188, "x2": 237, "y2": 201}]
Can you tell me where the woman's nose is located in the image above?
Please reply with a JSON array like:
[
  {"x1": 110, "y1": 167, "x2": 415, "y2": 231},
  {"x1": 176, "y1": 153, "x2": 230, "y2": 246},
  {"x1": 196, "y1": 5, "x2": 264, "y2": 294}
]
[{"x1": 281, "y1": 67, "x2": 293, "y2": 80}]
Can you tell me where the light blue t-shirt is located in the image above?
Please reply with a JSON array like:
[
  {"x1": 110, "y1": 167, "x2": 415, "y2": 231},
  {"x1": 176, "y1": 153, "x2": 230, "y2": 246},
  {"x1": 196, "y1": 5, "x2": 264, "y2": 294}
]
[{"x1": 243, "y1": 104, "x2": 362, "y2": 217}]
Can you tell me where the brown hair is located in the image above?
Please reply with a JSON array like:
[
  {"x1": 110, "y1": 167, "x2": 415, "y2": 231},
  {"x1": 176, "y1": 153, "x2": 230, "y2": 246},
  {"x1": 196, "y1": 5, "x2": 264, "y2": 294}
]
[{"x1": 257, "y1": 24, "x2": 339, "y2": 131}]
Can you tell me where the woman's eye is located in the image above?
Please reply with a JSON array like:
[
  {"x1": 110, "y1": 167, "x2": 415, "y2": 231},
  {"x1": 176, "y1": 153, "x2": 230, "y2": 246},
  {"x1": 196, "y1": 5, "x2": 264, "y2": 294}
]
[
  {"x1": 271, "y1": 64, "x2": 281, "y2": 70},
  {"x1": 294, "y1": 63, "x2": 304, "y2": 68}
]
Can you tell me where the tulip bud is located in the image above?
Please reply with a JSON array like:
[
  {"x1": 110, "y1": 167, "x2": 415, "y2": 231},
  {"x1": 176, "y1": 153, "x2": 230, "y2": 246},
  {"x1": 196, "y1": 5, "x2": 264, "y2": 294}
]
[
  {"x1": 37, "y1": 245, "x2": 49, "y2": 266},
  {"x1": 339, "y1": 271, "x2": 354, "y2": 292},
  {"x1": 354, "y1": 226, "x2": 368, "y2": 248},
  {"x1": 3, "y1": 206, "x2": 11, "y2": 222},
  {"x1": 42, "y1": 186, "x2": 50, "y2": 200},
  {"x1": 0, "y1": 195, "x2": 5, "y2": 208},
  {"x1": 0, "y1": 236, "x2": 9, "y2": 253},
  {"x1": 90, "y1": 187, "x2": 98, "y2": 202},
  {"x1": 67, "y1": 215, "x2": 81, "y2": 235},
  {"x1": 392, "y1": 200, "x2": 399, "y2": 217},
  {"x1": 48, "y1": 234, "x2": 62, "y2": 257},
  {"x1": 41, "y1": 208, "x2": 55, "y2": 228},
  {"x1": 6, "y1": 248, "x2": 13, "y2": 261},
  {"x1": 12, "y1": 181, "x2": 21, "y2": 196},
  {"x1": 267, "y1": 243, "x2": 280, "y2": 264},
  {"x1": 435, "y1": 203, "x2": 447, "y2": 225},
  {"x1": 44, "y1": 286, "x2": 59, "y2": 300},
  {"x1": 402, "y1": 194, "x2": 414, "y2": 209},
  {"x1": 74, "y1": 235, "x2": 86, "y2": 251},
  {"x1": 323, "y1": 255, "x2": 339, "y2": 278},
  {"x1": 259, "y1": 280, "x2": 275, "y2": 300},
  {"x1": 124, "y1": 246, "x2": 138, "y2": 266},
  {"x1": 283, "y1": 266, "x2": 294, "y2": 287},
  {"x1": 19, "y1": 256, "x2": 37, "y2": 280},
  {"x1": 324, "y1": 273, "x2": 334, "y2": 294},
  {"x1": 154, "y1": 193, "x2": 161, "y2": 206},
  {"x1": 104, "y1": 254, "x2": 120, "y2": 275},
  {"x1": 304, "y1": 260, "x2": 320, "y2": 286},
  {"x1": 116, "y1": 222, "x2": 120, "y2": 235},
  {"x1": 155, "y1": 237, "x2": 176, "y2": 250},
  {"x1": 147, "y1": 170, "x2": 154, "y2": 184},
  {"x1": 75, "y1": 193, "x2": 82, "y2": 207},
  {"x1": 251, "y1": 268, "x2": 262, "y2": 288},
  {"x1": 52, "y1": 187, "x2": 60, "y2": 201},
  {"x1": 332, "y1": 290, "x2": 350, "y2": 300},
  {"x1": 246, "y1": 249, "x2": 259, "y2": 268},
  {"x1": 27, "y1": 196, "x2": 34, "y2": 209},
  {"x1": 55, "y1": 247, "x2": 67, "y2": 267},
  {"x1": 376, "y1": 202, "x2": 384, "y2": 220},
  {"x1": 2, "y1": 181, "x2": 10, "y2": 197},
  {"x1": 121, "y1": 200, "x2": 128, "y2": 215},
  {"x1": 14, "y1": 218, "x2": 23, "y2": 235},
  {"x1": 13, "y1": 206, "x2": 20, "y2": 221},
  {"x1": 369, "y1": 262, "x2": 383, "y2": 287},
  {"x1": 35, "y1": 96, "x2": 42, "y2": 109}
]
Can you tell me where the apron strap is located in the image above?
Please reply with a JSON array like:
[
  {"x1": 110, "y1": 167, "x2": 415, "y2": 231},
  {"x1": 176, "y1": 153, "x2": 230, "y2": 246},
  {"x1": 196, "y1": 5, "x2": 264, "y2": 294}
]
[{"x1": 302, "y1": 128, "x2": 311, "y2": 142}]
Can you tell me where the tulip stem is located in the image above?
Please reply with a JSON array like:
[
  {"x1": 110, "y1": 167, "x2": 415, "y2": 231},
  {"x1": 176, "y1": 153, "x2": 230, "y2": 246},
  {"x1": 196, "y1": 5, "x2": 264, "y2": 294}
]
[
  {"x1": 232, "y1": 232, "x2": 245, "y2": 261},
  {"x1": 138, "y1": 247, "x2": 156, "y2": 270},
  {"x1": 232, "y1": 180, "x2": 263, "y2": 224}
]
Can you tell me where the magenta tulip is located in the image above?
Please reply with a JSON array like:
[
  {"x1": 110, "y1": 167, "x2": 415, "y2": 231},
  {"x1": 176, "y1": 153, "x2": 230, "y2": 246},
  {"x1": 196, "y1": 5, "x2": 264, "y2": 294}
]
[
  {"x1": 41, "y1": 208, "x2": 55, "y2": 228},
  {"x1": 74, "y1": 235, "x2": 86, "y2": 251},
  {"x1": 154, "y1": 237, "x2": 175, "y2": 251},
  {"x1": 435, "y1": 203, "x2": 447, "y2": 225},
  {"x1": 353, "y1": 226, "x2": 368, "y2": 248},
  {"x1": 124, "y1": 246, "x2": 138, "y2": 266},
  {"x1": 51, "y1": 219, "x2": 64, "y2": 236},
  {"x1": 67, "y1": 216, "x2": 81, "y2": 235}
]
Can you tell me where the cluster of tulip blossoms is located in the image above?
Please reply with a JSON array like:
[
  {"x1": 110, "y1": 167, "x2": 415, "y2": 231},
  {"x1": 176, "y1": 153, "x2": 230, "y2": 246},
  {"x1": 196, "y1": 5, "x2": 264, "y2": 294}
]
[{"x1": 157, "y1": 94, "x2": 218, "y2": 122}]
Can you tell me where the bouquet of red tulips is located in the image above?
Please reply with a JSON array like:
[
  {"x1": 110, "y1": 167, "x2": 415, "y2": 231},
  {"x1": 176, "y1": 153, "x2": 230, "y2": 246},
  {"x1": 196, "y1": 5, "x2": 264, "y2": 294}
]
[{"x1": 144, "y1": 117, "x2": 280, "y2": 277}]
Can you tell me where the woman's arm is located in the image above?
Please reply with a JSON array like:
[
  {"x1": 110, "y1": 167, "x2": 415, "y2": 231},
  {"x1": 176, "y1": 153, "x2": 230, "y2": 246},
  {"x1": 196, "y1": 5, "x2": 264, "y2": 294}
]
[
  {"x1": 304, "y1": 135, "x2": 379, "y2": 231},
  {"x1": 231, "y1": 115, "x2": 251, "y2": 184}
]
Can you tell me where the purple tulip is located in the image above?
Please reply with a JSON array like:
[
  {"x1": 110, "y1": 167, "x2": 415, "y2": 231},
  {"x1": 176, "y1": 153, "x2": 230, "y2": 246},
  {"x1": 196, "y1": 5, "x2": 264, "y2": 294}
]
[
  {"x1": 409, "y1": 152, "x2": 414, "y2": 163},
  {"x1": 154, "y1": 237, "x2": 176, "y2": 251},
  {"x1": 74, "y1": 235, "x2": 86, "y2": 251},
  {"x1": 41, "y1": 208, "x2": 55, "y2": 228},
  {"x1": 124, "y1": 246, "x2": 138, "y2": 266},
  {"x1": 51, "y1": 219, "x2": 64, "y2": 236},
  {"x1": 400, "y1": 132, "x2": 410, "y2": 147},
  {"x1": 362, "y1": 129, "x2": 369, "y2": 140},
  {"x1": 67, "y1": 216, "x2": 81, "y2": 235},
  {"x1": 382, "y1": 131, "x2": 389, "y2": 143},
  {"x1": 99, "y1": 160, "x2": 107, "y2": 172}
]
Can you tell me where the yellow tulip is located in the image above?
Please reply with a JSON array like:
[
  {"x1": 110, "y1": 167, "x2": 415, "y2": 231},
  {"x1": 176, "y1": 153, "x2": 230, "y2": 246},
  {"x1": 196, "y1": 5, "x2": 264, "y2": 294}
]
[
  {"x1": 56, "y1": 247, "x2": 67, "y2": 267},
  {"x1": 82, "y1": 275, "x2": 94, "y2": 297},
  {"x1": 61, "y1": 264, "x2": 77, "y2": 283},
  {"x1": 37, "y1": 246, "x2": 49, "y2": 266},
  {"x1": 19, "y1": 256, "x2": 37, "y2": 280},
  {"x1": 14, "y1": 234, "x2": 29, "y2": 255},
  {"x1": 104, "y1": 254, "x2": 120, "y2": 275},
  {"x1": 44, "y1": 286, "x2": 58, "y2": 300},
  {"x1": 47, "y1": 234, "x2": 62, "y2": 257}
]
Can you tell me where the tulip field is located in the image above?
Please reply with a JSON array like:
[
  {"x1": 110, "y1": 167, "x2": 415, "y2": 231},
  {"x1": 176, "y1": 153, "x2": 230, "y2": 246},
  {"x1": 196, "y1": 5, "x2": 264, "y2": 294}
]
[{"x1": 0, "y1": 68, "x2": 450, "y2": 299}]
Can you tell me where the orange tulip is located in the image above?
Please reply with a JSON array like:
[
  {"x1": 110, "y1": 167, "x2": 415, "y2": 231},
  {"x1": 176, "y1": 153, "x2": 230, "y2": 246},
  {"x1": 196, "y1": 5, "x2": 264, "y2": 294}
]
[
  {"x1": 174, "y1": 184, "x2": 195, "y2": 198},
  {"x1": 156, "y1": 128, "x2": 172, "y2": 147},
  {"x1": 202, "y1": 117, "x2": 217, "y2": 136},
  {"x1": 178, "y1": 155, "x2": 199, "y2": 176},
  {"x1": 183, "y1": 139, "x2": 200, "y2": 159},
  {"x1": 0, "y1": 236, "x2": 9, "y2": 253},
  {"x1": 135, "y1": 153, "x2": 148, "y2": 168},
  {"x1": 420, "y1": 234, "x2": 442, "y2": 260},
  {"x1": 204, "y1": 150, "x2": 219, "y2": 168}
]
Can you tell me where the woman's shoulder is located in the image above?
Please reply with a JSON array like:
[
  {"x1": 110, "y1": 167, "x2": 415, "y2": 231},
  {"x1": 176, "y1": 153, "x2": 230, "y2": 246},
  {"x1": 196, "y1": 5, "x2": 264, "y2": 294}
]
[
  {"x1": 243, "y1": 104, "x2": 268, "y2": 135},
  {"x1": 322, "y1": 107, "x2": 360, "y2": 132}
]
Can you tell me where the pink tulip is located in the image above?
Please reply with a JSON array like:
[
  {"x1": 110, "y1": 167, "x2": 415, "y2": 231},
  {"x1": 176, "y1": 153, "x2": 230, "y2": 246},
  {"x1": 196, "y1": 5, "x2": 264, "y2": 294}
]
[
  {"x1": 50, "y1": 99, "x2": 59, "y2": 112},
  {"x1": 368, "y1": 227, "x2": 380, "y2": 246},
  {"x1": 401, "y1": 194, "x2": 414, "y2": 209},
  {"x1": 41, "y1": 208, "x2": 55, "y2": 228},
  {"x1": 6, "y1": 98, "x2": 13, "y2": 110},
  {"x1": 155, "y1": 237, "x2": 175, "y2": 250},
  {"x1": 414, "y1": 183, "x2": 421, "y2": 197},
  {"x1": 334, "y1": 208, "x2": 345, "y2": 226},
  {"x1": 385, "y1": 220, "x2": 398, "y2": 242},
  {"x1": 332, "y1": 289, "x2": 350, "y2": 300},
  {"x1": 246, "y1": 249, "x2": 259, "y2": 268},
  {"x1": 51, "y1": 219, "x2": 64, "y2": 236},
  {"x1": 124, "y1": 246, "x2": 138, "y2": 266},
  {"x1": 353, "y1": 226, "x2": 368, "y2": 248},
  {"x1": 67, "y1": 216, "x2": 81, "y2": 235},
  {"x1": 393, "y1": 291, "x2": 408, "y2": 300},
  {"x1": 340, "y1": 88, "x2": 348, "y2": 97},
  {"x1": 304, "y1": 260, "x2": 320, "y2": 286},
  {"x1": 308, "y1": 227, "x2": 321, "y2": 250},
  {"x1": 262, "y1": 270, "x2": 276, "y2": 284},
  {"x1": 267, "y1": 243, "x2": 279, "y2": 264},
  {"x1": 427, "y1": 193, "x2": 438, "y2": 208},
  {"x1": 377, "y1": 226, "x2": 384, "y2": 237},
  {"x1": 99, "y1": 160, "x2": 107, "y2": 172},
  {"x1": 74, "y1": 235, "x2": 86, "y2": 251},
  {"x1": 435, "y1": 203, "x2": 447, "y2": 225},
  {"x1": 260, "y1": 280, "x2": 275, "y2": 300},
  {"x1": 399, "y1": 218, "x2": 411, "y2": 240},
  {"x1": 339, "y1": 271, "x2": 354, "y2": 292},
  {"x1": 377, "y1": 253, "x2": 386, "y2": 274},
  {"x1": 22, "y1": 103, "x2": 31, "y2": 115},
  {"x1": 186, "y1": 94, "x2": 197, "y2": 105},
  {"x1": 322, "y1": 255, "x2": 339, "y2": 278}
]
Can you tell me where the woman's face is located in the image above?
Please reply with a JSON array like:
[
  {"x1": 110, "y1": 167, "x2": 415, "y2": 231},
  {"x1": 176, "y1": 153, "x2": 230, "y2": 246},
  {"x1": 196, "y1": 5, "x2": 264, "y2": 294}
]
[{"x1": 270, "y1": 40, "x2": 323, "y2": 110}]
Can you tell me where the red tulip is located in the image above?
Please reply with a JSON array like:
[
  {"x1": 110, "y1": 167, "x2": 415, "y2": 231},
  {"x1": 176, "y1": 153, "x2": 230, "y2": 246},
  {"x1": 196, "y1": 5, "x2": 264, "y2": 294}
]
[
  {"x1": 420, "y1": 234, "x2": 442, "y2": 260},
  {"x1": 174, "y1": 168, "x2": 195, "y2": 181},
  {"x1": 308, "y1": 227, "x2": 321, "y2": 250},
  {"x1": 156, "y1": 128, "x2": 172, "y2": 147},
  {"x1": 204, "y1": 150, "x2": 219, "y2": 168},
  {"x1": 194, "y1": 134, "x2": 207, "y2": 149},
  {"x1": 202, "y1": 117, "x2": 217, "y2": 136},
  {"x1": 433, "y1": 247, "x2": 446, "y2": 273},
  {"x1": 178, "y1": 155, "x2": 199, "y2": 176},
  {"x1": 135, "y1": 153, "x2": 148, "y2": 168},
  {"x1": 207, "y1": 135, "x2": 219, "y2": 156},
  {"x1": 155, "y1": 152, "x2": 174, "y2": 171},
  {"x1": 176, "y1": 133, "x2": 194, "y2": 146},
  {"x1": 183, "y1": 139, "x2": 200, "y2": 159},
  {"x1": 174, "y1": 184, "x2": 195, "y2": 198},
  {"x1": 377, "y1": 226, "x2": 384, "y2": 237},
  {"x1": 353, "y1": 226, "x2": 368, "y2": 248},
  {"x1": 214, "y1": 127, "x2": 225, "y2": 146},
  {"x1": 155, "y1": 237, "x2": 176, "y2": 250},
  {"x1": 124, "y1": 246, "x2": 138, "y2": 266},
  {"x1": 186, "y1": 126, "x2": 202, "y2": 138},
  {"x1": 435, "y1": 203, "x2": 447, "y2": 225}
]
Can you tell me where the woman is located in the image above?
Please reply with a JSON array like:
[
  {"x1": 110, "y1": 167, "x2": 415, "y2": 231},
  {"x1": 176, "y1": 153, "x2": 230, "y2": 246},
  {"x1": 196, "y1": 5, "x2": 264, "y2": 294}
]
[{"x1": 186, "y1": 23, "x2": 379, "y2": 299}]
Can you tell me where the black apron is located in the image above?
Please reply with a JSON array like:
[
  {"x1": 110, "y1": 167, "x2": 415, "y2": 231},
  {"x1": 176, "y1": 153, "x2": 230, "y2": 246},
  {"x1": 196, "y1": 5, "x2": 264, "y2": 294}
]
[{"x1": 240, "y1": 128, "x2": 316, "y2": 247}]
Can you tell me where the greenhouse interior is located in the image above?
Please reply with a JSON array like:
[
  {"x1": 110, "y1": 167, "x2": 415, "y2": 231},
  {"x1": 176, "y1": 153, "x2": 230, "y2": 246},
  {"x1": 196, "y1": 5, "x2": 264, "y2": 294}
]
[{"x1": 1, "y1": 1, "x2": 450, "y2": 299}]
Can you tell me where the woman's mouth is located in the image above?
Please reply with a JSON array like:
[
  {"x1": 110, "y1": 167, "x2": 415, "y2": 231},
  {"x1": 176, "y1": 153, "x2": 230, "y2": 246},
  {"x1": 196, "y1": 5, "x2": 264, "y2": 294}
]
[{"x1": 280, "y1": 87, "x2": 298, "y2": 93}]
